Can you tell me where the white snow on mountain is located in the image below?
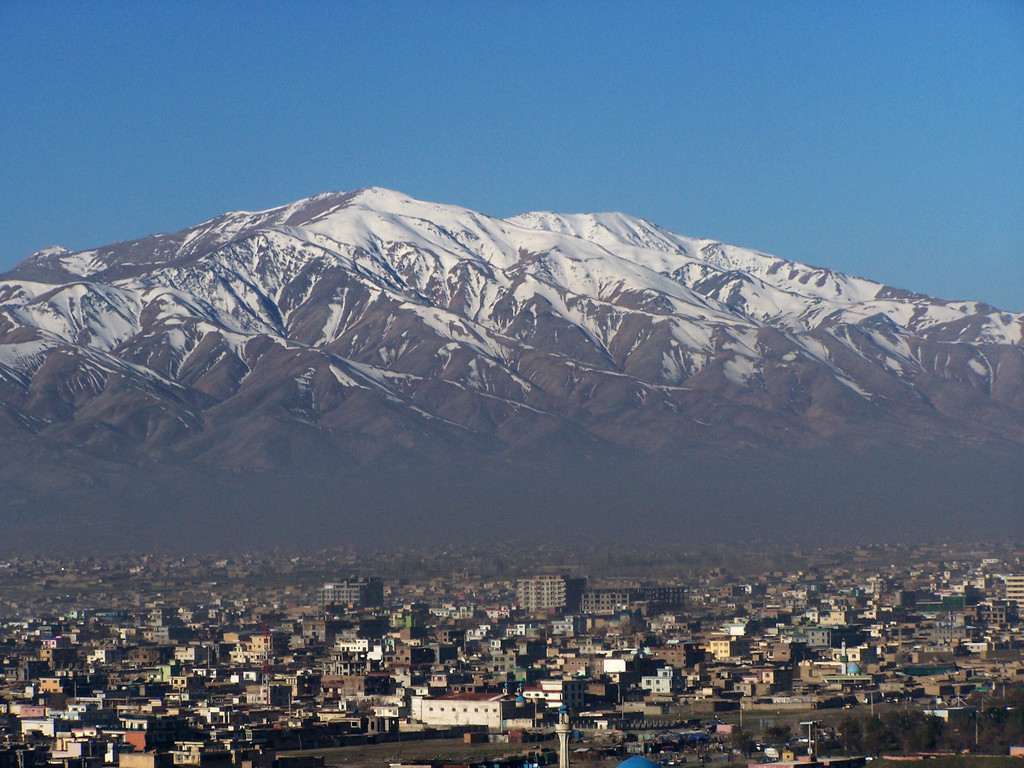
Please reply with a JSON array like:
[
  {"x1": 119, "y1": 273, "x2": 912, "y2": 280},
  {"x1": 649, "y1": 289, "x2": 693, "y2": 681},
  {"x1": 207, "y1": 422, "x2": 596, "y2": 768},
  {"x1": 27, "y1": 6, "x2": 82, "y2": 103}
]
[{"x1": 1, "y1": 187, "x2": 1021, "y2": 426}]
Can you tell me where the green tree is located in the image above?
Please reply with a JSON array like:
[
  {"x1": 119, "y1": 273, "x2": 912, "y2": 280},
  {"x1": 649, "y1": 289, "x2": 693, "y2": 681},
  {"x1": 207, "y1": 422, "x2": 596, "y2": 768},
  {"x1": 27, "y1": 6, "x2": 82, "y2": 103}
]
[
  {"x1": 863, "y1": 714, "x2": 895, "y2": 756},
  {"x1": 763, "y1": 724, "x2": 791, "y2": 745},
  {"x1": 838, "y1": 715, "x2": 863, "y2": 755},
  {"x1": 728, "y1": 729, "x2": 754, "y2": 758}
]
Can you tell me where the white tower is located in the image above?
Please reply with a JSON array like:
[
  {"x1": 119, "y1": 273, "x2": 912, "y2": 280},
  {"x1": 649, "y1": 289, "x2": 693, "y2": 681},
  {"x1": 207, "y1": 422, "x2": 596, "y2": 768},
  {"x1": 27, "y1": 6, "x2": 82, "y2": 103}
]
[
  {"x1": 556, "y1": 705, "x2": 571, "y2": 768},
  {"x1": 260, "y1": 624, "x2": 271, "y2": 705}
]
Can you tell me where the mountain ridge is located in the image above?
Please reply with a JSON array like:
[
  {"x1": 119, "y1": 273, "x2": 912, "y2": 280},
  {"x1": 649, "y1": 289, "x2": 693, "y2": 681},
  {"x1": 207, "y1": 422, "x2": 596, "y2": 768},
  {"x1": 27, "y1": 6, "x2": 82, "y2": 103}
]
[{"x1": 1, "y1": 188, "x2": 1021, "y2": 550}]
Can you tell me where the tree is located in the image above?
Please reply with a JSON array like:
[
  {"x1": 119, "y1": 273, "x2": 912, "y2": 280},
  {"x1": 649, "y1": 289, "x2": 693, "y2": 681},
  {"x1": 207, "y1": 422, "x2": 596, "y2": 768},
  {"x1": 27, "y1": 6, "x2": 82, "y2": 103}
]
[
  {"x1": 763, "y1": 724, "x2": 791, "y2": 745},
  {"x1": 863, "y1": 715, "x2": 895, "y2": 756},
  {"x1": 838, "y1": 716, "x2": 863, "y2": 755},
  {"x1": 728, "y1": 728, "x2": 754, "y2": 758}
]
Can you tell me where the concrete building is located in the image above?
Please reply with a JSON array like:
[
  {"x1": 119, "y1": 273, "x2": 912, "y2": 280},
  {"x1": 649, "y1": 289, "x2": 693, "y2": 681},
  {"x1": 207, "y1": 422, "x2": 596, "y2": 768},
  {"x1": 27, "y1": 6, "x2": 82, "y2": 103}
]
[
  {"x1": 1005, "y1": 574, "x2": 1024, "y2": 605},
  {"x1": 318, "y1": 578, "x2": 384, "y2": 611},
  {"x1": 640, "y1": 666, "x2": 682, "y2": 695},
  {"x1": 409, "y1": 692, "x2": 530, "y2": 731},
  {"x1": 521, "y1": 678, "x2": 587, "y2": 709},
  {"x1": 581, "y1": 589, "x2": 633, "y2": 614},
  {"x1": 517, "y1": 576, "x2": 585, "y2": 613}
]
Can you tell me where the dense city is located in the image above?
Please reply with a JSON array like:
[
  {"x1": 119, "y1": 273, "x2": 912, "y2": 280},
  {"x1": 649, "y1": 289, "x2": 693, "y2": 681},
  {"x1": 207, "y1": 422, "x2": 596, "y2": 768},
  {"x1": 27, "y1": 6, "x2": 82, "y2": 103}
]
[{"x1": 1, "y1": 544, "x2": 1023, "y2": 768}]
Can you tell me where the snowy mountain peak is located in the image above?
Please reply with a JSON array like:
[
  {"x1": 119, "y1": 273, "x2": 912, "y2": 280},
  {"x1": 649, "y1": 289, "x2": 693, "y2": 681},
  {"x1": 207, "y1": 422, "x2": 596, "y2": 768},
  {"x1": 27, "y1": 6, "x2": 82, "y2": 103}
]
[
  {"x1": 29, "y1": 245, "x2": 70, "y2": 258},
  {"x1": 0, "y1": 188, "x2": 1021, "y2": 479},
  {"x1": 2, "y1": 188, "x2": 1023, "y2": 550}
]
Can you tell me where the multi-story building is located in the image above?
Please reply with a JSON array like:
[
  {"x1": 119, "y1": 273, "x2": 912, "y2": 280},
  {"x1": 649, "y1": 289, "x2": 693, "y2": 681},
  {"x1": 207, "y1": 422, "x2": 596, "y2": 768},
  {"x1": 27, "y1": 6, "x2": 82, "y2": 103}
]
[
  {"x1": 976, "y1": 600, "x2": 1012, "y2": 627},
  {"x1": 1004, "y1": 574, "x2": 1024, "y2": 606},
  {"x1": 640, "y1": 666, "x2": 682, "y2": 695},
  {"x1": 706, "y1": 635, "x2": 748, "y2": 660},
  {"x1": 581, "y1": 589, "x2": 632, "y2": 614},
  {"x1": 580, "y1": 585, "x2": 687, "y2": 614},
  {"x1": 409, "y1": 692, "x2": 530, "y2": 731},
  {"x1": 318, "y1": 578, "x2": 384, "y2": 611},
  {"x1": 517, "y1": 576, "x2": 585, "y2": 613},
  {"x1": 521, "y1": 678, "x2": 587, "y2": 709}
]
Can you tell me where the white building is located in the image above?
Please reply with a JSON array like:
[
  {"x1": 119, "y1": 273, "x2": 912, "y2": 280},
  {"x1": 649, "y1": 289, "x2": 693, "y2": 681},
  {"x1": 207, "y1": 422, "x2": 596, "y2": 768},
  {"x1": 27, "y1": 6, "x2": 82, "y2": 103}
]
[
  {"x1": 517, "y1": 576, "x2": 585, "y2": 612},
  {"x1": 409, "y1": 692, "x2": 529, "y2": 732},
  {"x1": 1004, "y1": 574, "x2": 1024, "y2": 605},
  {"x1": 640, "y1": 667, "x2": 680, "y2": 695},
  {"x1": 521, "y1": 678, "x2": 587, "y2": 710}
]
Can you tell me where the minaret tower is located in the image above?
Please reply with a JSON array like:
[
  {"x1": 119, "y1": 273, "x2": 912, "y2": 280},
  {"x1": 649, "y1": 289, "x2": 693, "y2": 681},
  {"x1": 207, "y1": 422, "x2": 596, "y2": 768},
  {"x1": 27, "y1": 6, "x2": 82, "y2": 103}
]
[
  {"x1": 556, "y1": 705, "x2": 571, "y2": 768},
  {"x1": 260, "y1": 624, "x2": 271, "y2": 705}
]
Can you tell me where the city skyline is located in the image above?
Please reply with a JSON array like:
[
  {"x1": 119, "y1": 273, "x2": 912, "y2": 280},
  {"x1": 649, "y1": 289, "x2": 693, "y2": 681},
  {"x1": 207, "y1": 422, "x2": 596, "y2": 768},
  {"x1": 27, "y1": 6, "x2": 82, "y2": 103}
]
[{"x1": 0, "y1": 542, "x2": 1021, "y2": 764}]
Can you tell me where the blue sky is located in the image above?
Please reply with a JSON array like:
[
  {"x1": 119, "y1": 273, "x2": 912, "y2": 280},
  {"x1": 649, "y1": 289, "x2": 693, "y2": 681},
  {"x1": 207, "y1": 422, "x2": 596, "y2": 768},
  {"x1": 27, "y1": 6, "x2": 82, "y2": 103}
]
[{"x1": 2, "y1": 1, "x2": 1022, "y2": 310}]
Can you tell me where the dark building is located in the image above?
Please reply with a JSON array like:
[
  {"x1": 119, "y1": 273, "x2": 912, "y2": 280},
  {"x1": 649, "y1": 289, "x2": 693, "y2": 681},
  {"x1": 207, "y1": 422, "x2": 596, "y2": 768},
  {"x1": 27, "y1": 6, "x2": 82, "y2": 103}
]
[{"x1": 318, "y1": 578, "x2": 384, "y2": 612}]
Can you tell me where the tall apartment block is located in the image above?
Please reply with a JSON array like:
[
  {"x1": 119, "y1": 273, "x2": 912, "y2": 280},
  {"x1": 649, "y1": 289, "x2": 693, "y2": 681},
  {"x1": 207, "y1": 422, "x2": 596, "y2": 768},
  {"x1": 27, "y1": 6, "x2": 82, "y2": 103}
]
[
  {"x1": 1005, "y1": 574, "x2": 1024, "y2": 606},
  {"x1": 517, "y1": 575, "x2": 586, "y2": 613},
  {"x1": 318, "y1": 577, "x2": 384, "y2": 613}
]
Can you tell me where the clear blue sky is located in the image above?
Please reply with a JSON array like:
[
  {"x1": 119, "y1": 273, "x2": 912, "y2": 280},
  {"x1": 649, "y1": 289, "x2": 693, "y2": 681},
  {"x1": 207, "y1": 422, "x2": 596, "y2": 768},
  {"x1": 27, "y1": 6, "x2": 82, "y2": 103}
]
[{"x1": 2, "y1": 1, "x2": 1022, "y2": 310}]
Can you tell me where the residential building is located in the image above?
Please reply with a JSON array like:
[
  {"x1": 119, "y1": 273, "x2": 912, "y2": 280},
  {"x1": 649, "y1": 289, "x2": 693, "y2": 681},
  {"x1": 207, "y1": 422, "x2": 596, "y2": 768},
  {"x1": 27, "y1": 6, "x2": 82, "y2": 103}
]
[{"x1": 517, "y1": 576, "x2": 585, "y2": 613}]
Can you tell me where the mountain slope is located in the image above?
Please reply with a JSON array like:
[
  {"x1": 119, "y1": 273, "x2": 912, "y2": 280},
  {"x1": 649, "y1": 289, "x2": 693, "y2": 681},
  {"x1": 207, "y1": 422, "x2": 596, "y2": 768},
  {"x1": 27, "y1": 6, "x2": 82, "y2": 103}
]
[{"x1": 1, "y1": 188, "x2": 1022, "y2": 550}]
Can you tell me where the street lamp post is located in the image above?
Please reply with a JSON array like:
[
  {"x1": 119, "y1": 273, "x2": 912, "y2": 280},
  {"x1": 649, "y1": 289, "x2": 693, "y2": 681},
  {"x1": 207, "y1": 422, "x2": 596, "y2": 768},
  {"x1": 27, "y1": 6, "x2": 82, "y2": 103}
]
[{"x1": 799, "y1": 721, "x2": 816, "y2": 760}]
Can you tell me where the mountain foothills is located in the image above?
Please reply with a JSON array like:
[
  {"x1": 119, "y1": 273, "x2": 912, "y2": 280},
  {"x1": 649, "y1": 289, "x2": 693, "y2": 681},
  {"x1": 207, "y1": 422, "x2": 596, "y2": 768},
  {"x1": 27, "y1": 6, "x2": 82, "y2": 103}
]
[{"x1": 1, "y1": 189, "x2": 1022, "y2": 550}]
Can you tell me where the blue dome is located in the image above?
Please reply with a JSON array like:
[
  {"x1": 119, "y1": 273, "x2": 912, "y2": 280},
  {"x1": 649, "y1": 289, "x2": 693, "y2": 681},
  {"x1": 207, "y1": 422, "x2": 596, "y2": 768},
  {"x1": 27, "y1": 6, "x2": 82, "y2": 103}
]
[
  {"x1": 617, "y1": 757, "x2": 661, "y2": 768},
  {"x1": 847, "y1": 662, "x2": 862, "y2": 674}
]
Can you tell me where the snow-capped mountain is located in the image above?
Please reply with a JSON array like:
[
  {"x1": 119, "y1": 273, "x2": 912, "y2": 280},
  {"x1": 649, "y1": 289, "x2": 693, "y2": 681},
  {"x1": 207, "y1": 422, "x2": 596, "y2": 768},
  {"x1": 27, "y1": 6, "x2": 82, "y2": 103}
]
[{"x1": 1, "y1": 188, "x2": 1021, "y2": 549}]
